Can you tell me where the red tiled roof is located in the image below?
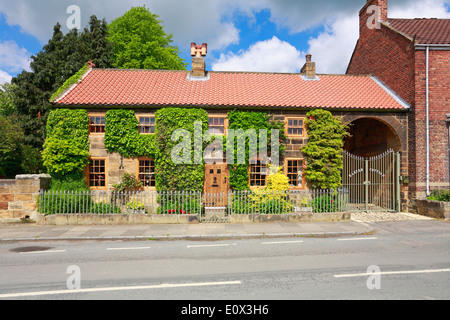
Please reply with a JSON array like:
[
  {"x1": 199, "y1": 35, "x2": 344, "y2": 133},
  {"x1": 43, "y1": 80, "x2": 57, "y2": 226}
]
[
  {"x1": 53, "y1": 68, "x2": 409, "y2": 110},
  {"x1": 386, "y1": 18, "x2": 450, "y2": 44}
]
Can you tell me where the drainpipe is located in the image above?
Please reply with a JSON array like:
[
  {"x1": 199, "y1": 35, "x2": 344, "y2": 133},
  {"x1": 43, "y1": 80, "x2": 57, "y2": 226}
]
[{"x1": 425, "y1": 46, "x2": 430, "y2": 196}]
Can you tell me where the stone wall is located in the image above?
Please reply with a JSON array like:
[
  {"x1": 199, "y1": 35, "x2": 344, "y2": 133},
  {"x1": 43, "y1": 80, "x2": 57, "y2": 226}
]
[
  {"x1": 0, "y1": 174, "x2": 51, "y2": 222},
  {"x1": 416, "y1": 199, "x2": 450, "y2": 220}
]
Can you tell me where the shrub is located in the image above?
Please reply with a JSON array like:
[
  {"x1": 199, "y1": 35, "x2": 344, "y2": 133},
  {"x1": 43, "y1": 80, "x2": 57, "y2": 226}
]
[
  {"x1": 302, "y1": 109, "x2": 349, "y2": 189},
  {"x1": 157, "y1": 199, "x2": 201, "y2": 215},
  {"x1": 91, "y1": 202, "x2": 122, "y2": 214},
  {"x1": 42, "y1": 109, "x2": 89, "y2": 177},
  {"x1": 310, "y1": 193, "x2": 345, "y2": 213},
  {"x1": 231, "y1": 193, "x2": 255, "y2": 214},
  {"x1": 39, "y1": 191, "x2": 93, "y2": 215},
  {"x1": 126, "y1": 200, "x2": 145, "y2": 211},
  {"x1": 258, "y1": 199, "x2": 291, "y2": 214},
  {"x1": 427, "y1": 189, "x2": 450, "y2": 202},
  {"x1": 265, "y1": 166, "x2": 290, "y2": 191}
]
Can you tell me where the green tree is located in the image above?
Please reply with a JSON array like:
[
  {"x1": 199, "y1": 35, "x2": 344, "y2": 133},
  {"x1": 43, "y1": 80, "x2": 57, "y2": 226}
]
[
  {"x1": 12, "y1": 16, "x2": 114, "y2": 149},
  {"x1": 302, "y1": 109, "x2": 349, "y2": 190},
  {"x1": 0, "y1": 83, "x2": 17, "y2": 116},
  {"x1": 108, "y1": 6, "x2": 187, "y2": 70},
  {"x1": 0, "y1": 116, "x2": 24, "y2": 178}
]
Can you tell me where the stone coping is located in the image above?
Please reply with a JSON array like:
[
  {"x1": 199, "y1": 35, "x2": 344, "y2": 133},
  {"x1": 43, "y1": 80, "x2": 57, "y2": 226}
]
[{"x1": 35, "y1": 212, "x2": 351, "y2": 226}]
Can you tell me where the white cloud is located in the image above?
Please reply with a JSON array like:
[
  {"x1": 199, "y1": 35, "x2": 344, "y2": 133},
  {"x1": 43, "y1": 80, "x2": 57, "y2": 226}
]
[
  {"x1": 0, "y1": 0, "x2": 448, "y2": 76},
  {"x1": 211, "y1": 36, "x2": 305, "y2": 73},
  {"x1": 303, "y1": 0, "x2": 450, "y2": 74},
  {"x1": 390, "y1": 0, "x2": 450, "y2": 18},
  {"x1": 0, "y1": 0, "x2": 241, "y2": 51},
  {"x1": 0, "y1": 70, "x2": 12, "y2": 84},
  {"x1": 307, "y1": 14, "x2": 359, "y2": 74},
  {"x1": 0, "y1": 40, "x2": 31, "y2": 74}
]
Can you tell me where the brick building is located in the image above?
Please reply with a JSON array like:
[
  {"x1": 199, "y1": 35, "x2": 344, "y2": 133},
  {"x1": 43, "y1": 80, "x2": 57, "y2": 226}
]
[{"x1": 347, "y1": 0, "x2": 450, "y2": 205}]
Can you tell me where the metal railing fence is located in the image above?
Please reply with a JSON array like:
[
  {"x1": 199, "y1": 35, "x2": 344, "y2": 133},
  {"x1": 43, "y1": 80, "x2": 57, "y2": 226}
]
[{"x1": 38, "y1": 188, "x2": 349, "y2": 216}]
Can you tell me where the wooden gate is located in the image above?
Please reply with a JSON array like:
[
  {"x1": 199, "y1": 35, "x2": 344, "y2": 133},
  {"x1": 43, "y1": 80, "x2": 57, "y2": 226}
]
[{"x1": 342, "y1": 149, "x2": 401, "y2": 212}]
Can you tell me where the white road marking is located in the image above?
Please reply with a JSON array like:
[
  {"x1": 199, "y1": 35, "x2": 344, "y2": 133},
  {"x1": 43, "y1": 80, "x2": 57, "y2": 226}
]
[
  {"x1": 0, "y1": 281, "x2": 242, "y2": 299},
  {"x1": 106, "y1": 247, "x2": 151, "y2": 251},
  {"x1": 187, "y1": 244, "x2": 230, "y2": 248},
  {"x1": 337, "y1": 237, "x2": 378, "y2": 241},
  {"x1": 19, "y1": 250, "x2": 66, "y2": 255},
  {"x1": 334, "y1": 268, "x2": 450, "y2": 278},
  {"x1": 262, "y1": 240, "x2": 304, "y2": 245}
]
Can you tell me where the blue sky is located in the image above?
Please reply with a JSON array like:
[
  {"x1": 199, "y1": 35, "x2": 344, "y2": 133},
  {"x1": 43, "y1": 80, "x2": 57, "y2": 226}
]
[{"x1": 0, "y1": 0, "x2": 449, "y2": 84}]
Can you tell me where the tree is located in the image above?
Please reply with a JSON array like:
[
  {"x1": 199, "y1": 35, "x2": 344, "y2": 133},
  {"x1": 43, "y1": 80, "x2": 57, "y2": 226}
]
[
  {"x1": 0, "y1": 115, "x2": 24, "y2": 178},
  {"x1": 108, "y1": 6, "x2": 187, "y2": 70},
  {"x1": 302, "y1": 109, "x2": 349, "y2": 190},
  {"x1": 12, "y1": 16, "x2": 114, "y2": 150},
  {"x1": 0, "y1": 83, "x2": 17, "y2": 116}
]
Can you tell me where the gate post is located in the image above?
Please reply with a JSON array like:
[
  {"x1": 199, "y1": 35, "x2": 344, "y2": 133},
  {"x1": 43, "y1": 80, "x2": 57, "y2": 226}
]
[
  {"x1": 365, "y1": 159, "x2": 369, "y2": 212},
  {"x1": 396, "y1": 152, "x2": 401, "y2": 212}
]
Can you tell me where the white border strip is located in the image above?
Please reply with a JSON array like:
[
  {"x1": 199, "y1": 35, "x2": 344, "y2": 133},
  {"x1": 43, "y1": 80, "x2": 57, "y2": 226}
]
[{"x1": 0, "y1": 280, "x2": 242, "y2": 299}]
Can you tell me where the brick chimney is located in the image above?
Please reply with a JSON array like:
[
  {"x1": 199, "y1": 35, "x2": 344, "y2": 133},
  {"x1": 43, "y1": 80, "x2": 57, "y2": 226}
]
[
  {"x1": 360, "y1": 0, "x2": 388, "y2": 33},
  {"x1": 300, "y1": 53, "x2": 316, "y2": 79},
  {"x1": 191, "y1": 43, "x2": 207, "y2": 77}
]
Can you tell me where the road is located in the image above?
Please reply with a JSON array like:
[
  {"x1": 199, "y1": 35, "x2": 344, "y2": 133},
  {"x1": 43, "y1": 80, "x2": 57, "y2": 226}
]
[{"x1": 0, "y1": 220, "x2": 449, "y2": 303}]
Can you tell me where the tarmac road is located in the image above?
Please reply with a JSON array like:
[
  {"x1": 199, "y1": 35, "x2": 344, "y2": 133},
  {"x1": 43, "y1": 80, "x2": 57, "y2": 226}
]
[{"x1": 0, "y1": 219, "x2": 449, "y2": 301}]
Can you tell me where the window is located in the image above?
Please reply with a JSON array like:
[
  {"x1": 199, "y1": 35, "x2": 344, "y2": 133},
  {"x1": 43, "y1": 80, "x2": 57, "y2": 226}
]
[
  {"x1": 88, "y1": 158, "x2": 107, "y2": 188},
  {"x1": 89, "y1": 116, "x2": 105, "y2": 134},
  {"x1": 208, "y1": 117, "x2": 226, "y2": 135},
  {"x1": 286, "y1": 117, "x2": 305, "y2": 136},
  {"x1": 139, "y1": 117, "x2": 155, "y2": 134},
  {"x1": 138, "y1": 158, "x2": 156, "y2": 187},
  {"x1": 286, "y1": 159, "x2": 305, "y2": 188},
  {"x1": 249, "y1": 160, "x2": 267, "y2": 187}
]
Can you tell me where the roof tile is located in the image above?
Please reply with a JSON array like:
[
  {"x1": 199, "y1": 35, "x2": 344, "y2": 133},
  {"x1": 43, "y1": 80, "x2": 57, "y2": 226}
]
[
  {"x1": 387, "y1": 18, "x2": 450, "y2": 44},
  {"x1": 54, "y1": 69, "x2": 409, "y2": 110}
]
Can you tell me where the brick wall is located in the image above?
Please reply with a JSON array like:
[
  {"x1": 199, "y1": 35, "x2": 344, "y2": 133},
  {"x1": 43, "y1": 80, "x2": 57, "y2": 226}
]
[
  {"x1": 412, "y1": 49, "x2": 450, "y2": 196},
  {"x1": 347, "y1": 23, "x2": 415, "y2": 106},
  {"x1": 0, "y1": 174, "x2": 51, "y2": 221}
]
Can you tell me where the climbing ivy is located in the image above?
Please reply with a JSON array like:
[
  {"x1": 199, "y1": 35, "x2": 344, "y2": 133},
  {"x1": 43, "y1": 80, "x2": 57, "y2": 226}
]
[
  {"x1": 42, "y1": 109, "x2": 90, "y2": 178},
  {"x1": 104, "y1": 109, "x2": 157, "y2": 158},
  {"x1": 154, "y1": 107, "x2": 209, "y2": 191},
  {"x1": 302, "y1": 109, "x2": 349, "y2": 190},
  {"x1": 49, "y1": 63, "x2": 90, "y2": 102},
  {"x1": 226, "y1": 110, "x2": 286, "y2": 190}
]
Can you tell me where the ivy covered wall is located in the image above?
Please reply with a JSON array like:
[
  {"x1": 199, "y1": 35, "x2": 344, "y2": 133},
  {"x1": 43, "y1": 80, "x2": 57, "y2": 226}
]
[
  {"x1": 42, "y1": 109, "x2": 90, "y2": 179},
  {"x1": 43, "y1": 107, "x2": 288, "y2": 191}
]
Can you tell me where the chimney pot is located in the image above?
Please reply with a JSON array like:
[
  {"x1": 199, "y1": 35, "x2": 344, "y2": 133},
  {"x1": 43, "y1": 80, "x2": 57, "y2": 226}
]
[
  {"x1": 191, "y1": 42, "x2": 207, "y2": 77},
  {"x1": 301, "y1": 54, "x2": 316, "y2": 79}
]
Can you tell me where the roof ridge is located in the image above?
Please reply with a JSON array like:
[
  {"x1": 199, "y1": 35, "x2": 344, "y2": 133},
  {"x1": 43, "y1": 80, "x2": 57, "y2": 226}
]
[
  {"x1": 90, "y1": 68, "x2": 373, "y2": 77},
  {"x1": 388, "y1": 17, "x2": 449, "y2": 20}
]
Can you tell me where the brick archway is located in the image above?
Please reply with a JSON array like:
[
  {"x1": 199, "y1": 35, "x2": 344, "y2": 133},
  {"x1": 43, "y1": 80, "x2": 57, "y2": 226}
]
[{"x1": 341, "y1": 114, "x2": 406, "y2": 157}]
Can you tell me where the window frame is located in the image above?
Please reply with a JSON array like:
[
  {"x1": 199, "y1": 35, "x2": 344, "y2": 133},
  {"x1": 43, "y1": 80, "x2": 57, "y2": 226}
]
[
  {"x1": 87, "y1": 157, "x2": 108, "y2": 190},
  {"x1": 284, "y1": 158, "x2": 306, "y2": 189},
  {"x1": 136, "y1": 157, "x2": 156, "y2": 189},
  {"x1": 285, "y1": 117, "x2": 306, "y2": 137},
  {"x1": 88, "y1": 114, "x2": 106, "y2": 135},
  {"x1": 138, "y1": 116, "x2": 156, "y2": 135},
  {"x1": 248, "y1": 159, "x2": 268, "y2": 189},
  {"x1": 208, "y1": 115, "x2": 228, "y2": 136}
]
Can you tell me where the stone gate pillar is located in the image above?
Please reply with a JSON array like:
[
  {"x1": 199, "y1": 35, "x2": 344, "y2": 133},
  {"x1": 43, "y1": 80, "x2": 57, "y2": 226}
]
[{"x1": 0, "y1": 174, "x2": 51, "y2": 222}]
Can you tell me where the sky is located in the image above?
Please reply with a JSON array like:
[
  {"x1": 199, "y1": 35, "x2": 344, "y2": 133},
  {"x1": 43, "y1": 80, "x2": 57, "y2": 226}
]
[{"x1": 0, "y1": 0, "x2": 449, "y2": 84}]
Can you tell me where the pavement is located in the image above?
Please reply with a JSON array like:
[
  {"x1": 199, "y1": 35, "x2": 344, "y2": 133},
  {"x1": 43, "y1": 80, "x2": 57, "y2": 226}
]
[{"x1": 0, "y1": 212, "x2": 438, "y2": 242}]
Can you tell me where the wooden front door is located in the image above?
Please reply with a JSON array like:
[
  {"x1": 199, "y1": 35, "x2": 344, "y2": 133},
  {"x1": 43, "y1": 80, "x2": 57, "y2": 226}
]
[{"x1": 204, "y1": 163, "x2": 229, "y2": 207}]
